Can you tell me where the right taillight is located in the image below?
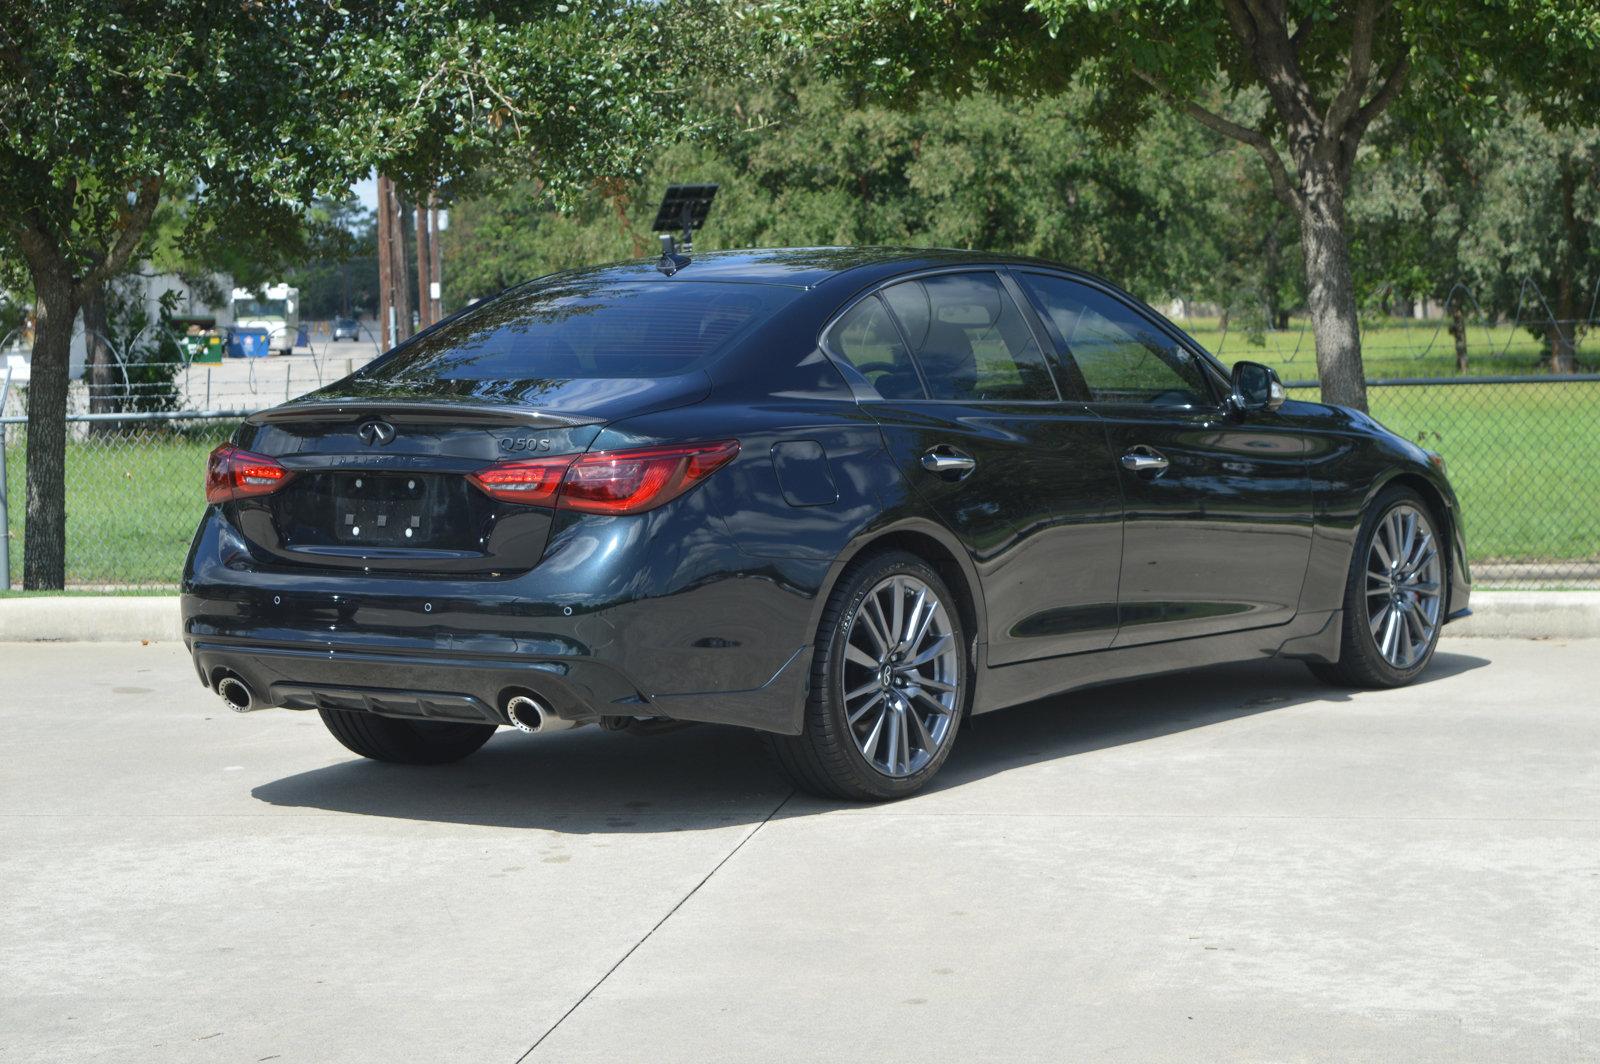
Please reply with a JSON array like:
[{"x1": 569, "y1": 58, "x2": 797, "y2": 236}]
[
  {"x1": 206, "y1": 443, "x2": 292, "y2": 504},
  {"x1": 468, "y1": 440, "x2": 739, "y2": 515}
]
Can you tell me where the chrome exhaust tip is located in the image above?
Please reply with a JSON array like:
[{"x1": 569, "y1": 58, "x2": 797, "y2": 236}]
[
  {"x1": 505, "y1": 693, "x2": 574, "y2": 734},
  {"x1": 217, "y1": 676, "x2": 255, "y2": 713}
]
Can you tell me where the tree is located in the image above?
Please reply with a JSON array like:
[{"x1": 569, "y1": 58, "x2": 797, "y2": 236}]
[
  {"x1": 1, "y1": 1, "x2": 690, "y2": 588},
  {"x1": 277, "y1": 199, "x2": 380, "y2": 322},
  {"x1": 1351, "y1": 99, "x2": 1600, "y2": 372},
  {"x1": 443, "y1": 71, "x2": 1294, "y2": 316},
  {"x1": 0, "y1": 4, "x2": 354, "y2": 587},
  {"x1": 758, "y1": 0, "x2": 1600, "y2": 408}
]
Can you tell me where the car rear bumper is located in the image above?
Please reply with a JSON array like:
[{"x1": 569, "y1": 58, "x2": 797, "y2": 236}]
[
  {"x1": 181, "y1": 503, "x2": 824, "y2": 734},
  {"x1": 187, "y1": 636, "x2": 647, "y2": 726}
]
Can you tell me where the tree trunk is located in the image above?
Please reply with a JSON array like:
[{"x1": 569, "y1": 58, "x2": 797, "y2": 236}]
[
  {"x1": 1297, "y1": 183, "x2": 1368, "y2": 411},
  {"x1": 1547, "y1": 318, "x2": 1576, "y2": 375},
  {"x1": 80, "y1": 282, "x2": 120, "y2": 435},
  {"x1": 1550, "y1": 159, "x2": 1582, "y2": 374},
  {"x1": 1449, "y1": 300, "x2": 1468, "y2": 374},
  {"x1": 23, "y1": 266, "x2": 76, "y2": 589}
]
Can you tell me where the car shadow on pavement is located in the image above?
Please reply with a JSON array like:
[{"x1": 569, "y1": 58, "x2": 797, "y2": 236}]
[
  {"x1": 251, "y1": 650, "x2": 1490, "y2": 832},
  {"x1": 927, "y1": 649, "x2": 1490, "y2": 795}
]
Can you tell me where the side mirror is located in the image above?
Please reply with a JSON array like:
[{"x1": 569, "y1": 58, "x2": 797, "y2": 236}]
[{"x1": 1230, "y1": 360, "x2": 1285, "y2": 415}]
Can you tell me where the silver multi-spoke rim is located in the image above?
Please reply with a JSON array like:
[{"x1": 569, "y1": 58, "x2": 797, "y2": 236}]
[
  {"x1": 1366, "y1": 503, "x2": 1442, "y2": 669},
  {"x1": 842, "y1": 574, "x2": 960, "y2": 778}
]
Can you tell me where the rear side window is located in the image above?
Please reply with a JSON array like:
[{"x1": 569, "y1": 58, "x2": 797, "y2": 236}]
[
  {"x1": 881, "y1": 273, "x2": 1057, "y2": 402},
  {"x1": 359, "y1": 280, "x2": 798, "y2": 381},
  {"x1": 1019, "y1": 273, "x2": 1211, "y2": 406},
  {"x1": 825, "y1": 295, "x2": 927, "y2": 399}
]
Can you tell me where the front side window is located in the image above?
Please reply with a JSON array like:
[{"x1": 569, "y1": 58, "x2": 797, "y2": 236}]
[
  {"x1": 1019, "y1": 273, "x2": 1212, "y2": 406},
  {"x1": 880, "y1": 273, "x2": 1057, "y2": 402},
  {"x1": 825, "y1": 294, "x2": 926, "y2": 399}
]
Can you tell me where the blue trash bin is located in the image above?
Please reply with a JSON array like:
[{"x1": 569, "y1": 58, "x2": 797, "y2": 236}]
[{"x1": 228, "y1": 327, "x2": 271, "y2": 359}]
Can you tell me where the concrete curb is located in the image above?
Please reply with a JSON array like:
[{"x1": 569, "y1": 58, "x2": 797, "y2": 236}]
[
  {"x1": 1446, "y1": 592, "x2": 1600, "y2": 639},
  {"x1": 0, "y1": 597, "x2": 183, "y2": 643},
  {"x1": 0, "y1": 591, "x2": 1596, "y2": 643}
]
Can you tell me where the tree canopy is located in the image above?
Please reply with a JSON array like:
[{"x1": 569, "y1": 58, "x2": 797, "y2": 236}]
[
  {"x1": 755, "y1": 0, "x2": 1600, "y2": 407},
  {"x1": 0, "y1": 0, "x2": 700, "y2": 587}
]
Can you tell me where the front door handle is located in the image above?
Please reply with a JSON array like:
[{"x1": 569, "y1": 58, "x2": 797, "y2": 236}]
[
  {"x1": 1120, "y1": 449, "x2": 1169, "y2": 476},
  {"x1": 921, "y1": 447, "x2": 977, "y2": 479}
]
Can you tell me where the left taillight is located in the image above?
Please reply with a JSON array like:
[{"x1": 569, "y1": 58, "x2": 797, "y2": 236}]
[
  {"x1": 206, "y1": 443, "x2": 292, "y2": 505},
  {"x1": 468, "y1": 439, "x2": 740, "y2": 515}
]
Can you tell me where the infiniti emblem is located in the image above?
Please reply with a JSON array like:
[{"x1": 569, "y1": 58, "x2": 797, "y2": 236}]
[{"x1": 358, "y1": 420, "x2": 395, "y2": 447}]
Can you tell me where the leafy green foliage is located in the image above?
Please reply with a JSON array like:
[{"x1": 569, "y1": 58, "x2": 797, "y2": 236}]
[
  {"x1": 443, "y1": 73, "x2": 1303, "y2": 318},
  {"x1": 0, "y1": 0, "x2": 702, "y2": 586},
  {"x1": 754, "y1": 0, "x2": 1600, "y2": 405},
  {"x1": 277, "y1": 199, "x2": 380, "y2": 320}
]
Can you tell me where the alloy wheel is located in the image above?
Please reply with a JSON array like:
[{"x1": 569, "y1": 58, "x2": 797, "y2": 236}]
[
  {"x1": 1365, "y1": 503, "x2": 1443, "y2": 669},
  {"x1": 841, "y1": 574, "x2": 961, "y2": 778}
]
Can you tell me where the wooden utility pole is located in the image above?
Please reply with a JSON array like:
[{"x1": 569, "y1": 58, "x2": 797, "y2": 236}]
[
  {"x1": 428, "y1": 194, "x2": 443, "y2": 323},
  {"x1": 376, "y1": 174, "x2": 394, "y2": 349},
  {"x1": 414, "y1": 198, "x2": 433, "y2": 329},
  {"x1": 389, "y1": 184, "x2": 413, "y2": 344}
]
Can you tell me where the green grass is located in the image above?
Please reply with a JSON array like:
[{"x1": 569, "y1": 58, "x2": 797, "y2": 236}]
[
  {"x1": 1289, "y1": 380, "x2": 1600, "y2": 564},
  {"x1": 1180, "y1": 315, "x2": 1594, "y2": 382},
  {"x1": 2, "y1": 373, "x2": 1597, "y2": 587},
  {"x1": 5, "y1": 424, "x2": 232, "y2": 589}
]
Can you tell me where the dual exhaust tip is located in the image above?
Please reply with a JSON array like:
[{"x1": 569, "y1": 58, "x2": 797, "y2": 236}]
[
  {"x1": 505, "y1": 693, "x2": 574, "y2": 734},
  {"x1": 217, "y1": 675, "x2": 255, "y2": 713},
  {"x1": 215, "y1": 675, "x2": 570, "y2": 734}
]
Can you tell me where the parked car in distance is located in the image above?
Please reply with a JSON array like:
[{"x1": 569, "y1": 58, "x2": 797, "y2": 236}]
[
  {"x1": 330, "y1": 317, "x2": 360, "y2": 342},
  {"x1": 182, "y1": 248, "x2": 1470, "y2": 799}
]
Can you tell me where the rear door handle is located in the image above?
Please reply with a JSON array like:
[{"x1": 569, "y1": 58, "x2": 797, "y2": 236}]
[
  {"x1": 921, "y1": 447, "x2": 977, "y2": 478},
  {"x1": 1120, "y1": 449, "x2": 1169, "y2": 476}
]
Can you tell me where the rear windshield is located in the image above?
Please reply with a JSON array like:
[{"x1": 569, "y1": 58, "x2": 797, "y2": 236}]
[{"x1": 358, "y1": 279, "x2": 798, "y2": 381}]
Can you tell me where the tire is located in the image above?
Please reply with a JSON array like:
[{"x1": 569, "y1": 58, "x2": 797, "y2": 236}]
[
  {"x1": 318, "y1": 709, "x2": 496, "y2": 765},
  {"x1": 766, "y1": 550, "x2": 970, "y2": 801},
  {"x1": 1308, "y1": 486, "x2": 1446, "y2": 689}
]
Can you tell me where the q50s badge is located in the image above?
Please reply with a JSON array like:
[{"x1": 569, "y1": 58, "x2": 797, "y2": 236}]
[{"x1": 500, "y1": 437, "x2": 554, "y2": 453}]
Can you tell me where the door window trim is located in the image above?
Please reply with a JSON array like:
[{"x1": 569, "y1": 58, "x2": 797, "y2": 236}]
[
  {"x1": 823, "y1": 290, "x2": 932, "y2": 400},
  {"x1": 1011, "y1": 268, "x2": 1232, "y2": 411},
  {"x1": 818, "y1": 265, "x2": 1067, "y2": 406}
]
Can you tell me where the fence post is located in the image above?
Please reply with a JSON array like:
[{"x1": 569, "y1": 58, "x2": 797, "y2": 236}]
[{"x1": 0, "y1": 366, "x2": 12, "y2": 590}]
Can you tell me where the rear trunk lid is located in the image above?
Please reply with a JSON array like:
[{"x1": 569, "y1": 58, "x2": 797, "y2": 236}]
[{"x1": 228, "y1": 373, "x2": 710, "y2": 574}]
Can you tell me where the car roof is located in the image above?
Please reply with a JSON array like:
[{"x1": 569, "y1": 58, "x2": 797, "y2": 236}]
[{"x1": 537, "y1": 246, "x2": 1075, "y2": 290}]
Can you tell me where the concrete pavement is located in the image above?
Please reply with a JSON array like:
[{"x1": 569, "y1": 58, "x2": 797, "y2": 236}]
[{"x1": 1, "y1": 638, "x2": 1596, "y2": 1062}]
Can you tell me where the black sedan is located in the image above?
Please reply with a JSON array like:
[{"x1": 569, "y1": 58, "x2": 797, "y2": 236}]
[{"x1": 183, "y1": 248, "x2": 1470, "y2": 799}]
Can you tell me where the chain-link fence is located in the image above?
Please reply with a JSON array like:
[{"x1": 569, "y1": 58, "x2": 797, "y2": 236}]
[
  {"x1": 1190, "y1": 276, "x2": 1600, "y2": 380},
  {"x1": 2, "y1": 411, "x2": 248, "y2": 589},
  {"x1": 0, "y1": 320, "x2": 383, "y2": 422},
  {"x1": 3, "y1": 377, "x2": 1597, "y2": 589},
  {"x1": 1283, "y1": 375, "x2": 1599, "y2": 586}
]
